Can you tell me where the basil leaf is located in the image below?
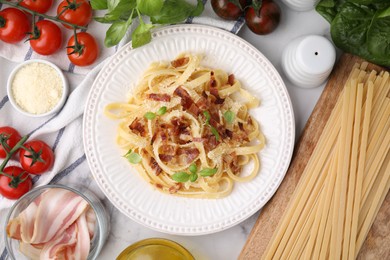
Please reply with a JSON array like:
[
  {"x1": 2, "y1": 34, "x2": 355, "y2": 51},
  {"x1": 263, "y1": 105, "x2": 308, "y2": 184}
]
[
  {"x1": 189, "y1": 163, "x2": 197, "y2": 174},
  {"x1": 190, "y1": 0, "x2": 205, "y2": 16},
  {"x1": 144, "y1": 111, "x2": 156, "y2": 120},
  {"x1": 203, "y1": 111, "x2": 211, "y2": 123},
  {"x1": 91, "y1": 0, "x2": 108, "y2": 10},
  {"x1": 151, "y1": 0, "x2": 204, "y2": 24},
  {"x1": 104, "y1": 17, "x2": 132, "y2": 47},
  {"x1": 125, "y1": 151, "x2": 142, "y2": 164},
  {"x1": 210, "y1": 127, "x2": 220, "y2": 141},
  {"x1": 94, "y1": 16, "x2": 114, "y2": 23},
  {"x1": 199, "y1": 168, "x2": 218, "y2": 177},
  {"x1": 104, "y1": 1, "x2": 136, "y2": 21},
  {"x1": 172, "y1": 172, "x2": 190, "y2": 182},
  {"x1": 223, "y1": 110, "x2": 235, "y2": 124},
  {"x1": 156, "y1": 106, "x2": 167, "y2": 116},
  {"x1": 132, "y1": 23, "x2": 154, "y2": 48},
  {"x1": 137, "y1": 0, "x2": 164, "y2": 16},
  {"x1": 108, "y1": 0, "x2": 120, "y2": 11},
  {"x1": 124, "y1": 149, "x2": 132, "y2": 157},
  {"x1": 189, "y1": 172, "x2": 198, "y2": 182}
]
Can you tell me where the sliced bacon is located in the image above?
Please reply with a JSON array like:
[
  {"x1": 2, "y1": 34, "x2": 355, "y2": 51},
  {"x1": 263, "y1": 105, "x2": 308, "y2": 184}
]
[
  {"x1": 210, "y1": 87, "x2": 224, "y2": 104},
  {"x1": 171, "y1": 57, "x2": 189, "y2": 67},
  {"x1": 147, "y1": 93, "x2": 171, "y2": 102},
  {"x1": 20, "y1": 242, "x2": 42, "y2": 260},
  {"x1": 74, "y1": 211, "x2": 90, "y2": 260},
  {"x1": 228, "y1": 74, "x2": 235, "y2": 85},
  {"x1": 196, "y1": 95, "x2": 209, "y2": 110},
  {"x1": 174, "y1": 86, "x2": 194, "y2": 110},
  {"x1": 40, "y1": 222, "x2": 78, "y2": 260},
  {"x1": 150, "y1": 157, "x2": 162, "y2": 176},
  {"x1": 85, "y1": 207, "x2": 96, "y2": 239},
  {"x1": 129, "y1": 117, "x2": 147, "y2": 137},
  {"x1": 193, "y1": 137, "x2": 207, "y2": 143},
  {"x1": 169, "y1": 183, "x2": 182, "y2": 194},
  {"x1": 204, "y1": 136, "x2": 219, "y2": 152},
  {"x1": 177, "y1": 148, "x2": 199, "y2": 163},
  {"x1": 188, "y1": 103, "x2": 201, "y2": 116}
]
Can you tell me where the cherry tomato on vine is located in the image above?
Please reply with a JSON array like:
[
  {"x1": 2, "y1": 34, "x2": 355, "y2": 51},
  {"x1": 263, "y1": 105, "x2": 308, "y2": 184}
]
[
  {"x1": 245, "y1": 0, "x2": 281, "y2": 35},
  {"x1": 0, "y1": 8, "x2": 30, "y2": 43},
  {"x1": 20, "y1": 0, "x2": 54, "y2": 14},
  {"x1": 29, "y1": 20, "x2": 62, "y2": 56},
  {"x1": 0, "y1": 127, "x2": 22, "y2": 158},
  {"x1": 57, "y1": 0, "x2": 93, "y2": 29},
  {"x1": 67, "y1": 32, "x2": 99, "y2": 66},
  {"x1": 19, "y1": 140, "x2": 54, "y2": 175},
  {"x1": 0, "y1": 166, "x2": 32, "y2": 200},
  {"x1": 211, "y1": 0, "x2": 248, "y2": 21}
]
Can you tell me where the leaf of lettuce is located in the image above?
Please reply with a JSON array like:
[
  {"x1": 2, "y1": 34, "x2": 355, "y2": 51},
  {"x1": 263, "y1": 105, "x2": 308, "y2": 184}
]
[
  {"x1": 366, "y1": 8, "x2": 390, "y2": 64},
  {"x1": 151, "y1": 0, "x2": 204, "y2": 24}
]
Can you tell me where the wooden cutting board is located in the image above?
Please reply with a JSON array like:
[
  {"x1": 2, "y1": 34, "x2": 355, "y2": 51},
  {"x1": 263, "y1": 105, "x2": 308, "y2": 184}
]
[{"x1": 239, "y1": 53, "x2": 390, "y2": 259}]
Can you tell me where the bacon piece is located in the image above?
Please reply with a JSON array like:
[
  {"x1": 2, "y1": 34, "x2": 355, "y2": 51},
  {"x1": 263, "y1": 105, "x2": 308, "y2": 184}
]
[
  {"x1": 225, "y1": 129, "x2": 233, "y2": 139},
  {"x1": 85, "y1": 207, "x2": 96, "y2": 239},
  {"x1": 196, "y1": 95, "x2": 209, "y2": 110},
  {"x1": 150, "y1": 157, "x2": 162, "y2": 176},
  {"x1": 129, "y1": 117, "x2": 147, "y2": 137},
  {"x1": 204, "y1": 136, "x2": 219, "y2": 152},
  {"x1": 169, "y1": 183, "x2": 182, "y2": 194},
  {"x1": 30, "y1": 189, "x2": 89, "y2": 244},
  {"x1": 228, "y1": 74, "x2": 235, "y2": 85},
  {"x1": 210, "y1": 87, "x2": 225, "y2": 104},
  {"x1": 147, "y1": 93, "x2": 171, "y2": 102},
  {"x1": 193, "y1": 137, "x2": 207, "y2": 143},
  {"x1": 188, "y1": 103, "x2": 201, "y2": 116},
  {"x1": 174, "y1": 86, "x2": 194, "y2": 110},
  {"x1": 159, "y1": 154, "x2": 173, "y2": 162},
  {"x1": 19, "y1": 242, "x2": 42, "y2": 260},
  {"x1": 177, "y1": 148, "x2": 199, "y2": 163},
  {"x1": 74, "y1": 211, "x2": 90, "y2": 260},
  {"x1": 155, "y1": 183, "x2": 163, "y2": 189},
  {"x1": 171, "y1": 57, "x2": 189, "y2": 67},
  {"x1": 40, "y1": 223, "x2": 78, "y2": 260}
]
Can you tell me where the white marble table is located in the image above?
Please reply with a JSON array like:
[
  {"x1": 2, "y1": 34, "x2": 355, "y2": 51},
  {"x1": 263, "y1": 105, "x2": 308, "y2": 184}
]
[{"x1": 0, "y1": 3, "x2": 333, "y2": 259}]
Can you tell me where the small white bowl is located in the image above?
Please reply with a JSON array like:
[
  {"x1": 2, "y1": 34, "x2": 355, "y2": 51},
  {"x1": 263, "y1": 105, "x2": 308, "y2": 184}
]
[{"x1": 7, "y1": 59, "x2": 68, "y2": 117}]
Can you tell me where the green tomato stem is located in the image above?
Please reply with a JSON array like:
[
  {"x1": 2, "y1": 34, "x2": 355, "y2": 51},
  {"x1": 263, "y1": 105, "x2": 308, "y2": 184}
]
[
  {"x1": 0, "y1": 135, "x2": 29, "y2": 175},
  {"x1": 0, "y1": 0, "x2": 87, "y2": 30}
]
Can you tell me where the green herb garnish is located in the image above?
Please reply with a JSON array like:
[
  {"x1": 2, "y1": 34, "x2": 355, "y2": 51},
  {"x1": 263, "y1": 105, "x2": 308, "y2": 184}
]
[
  {"x1": 189, "y1": 172, "x2": 198, "y2": 182},
  {"x1": 144, "y1": 112, "x2": 156, "y2": 120},
  {"x1": 203, "y1": 111, "x2": 220, "y2": 141},
  {"x1": 172, "y1": 172, "x2": 190, "y2": 182},
  {"x1": 124, "y1": 149, "x2": 142, "y2": 164},
  {"x1": 156, "y1": 106, "x2": 167, "y2": 116},
  {"x1": 223, "y1": 110, "x2": 235, "y2": 124},
  {"x1": 189, "y1": 163, "x2": 197, "y2": 174},
  {"x1": 199, "y1": 168, "x2": 218, "y2": 177}
]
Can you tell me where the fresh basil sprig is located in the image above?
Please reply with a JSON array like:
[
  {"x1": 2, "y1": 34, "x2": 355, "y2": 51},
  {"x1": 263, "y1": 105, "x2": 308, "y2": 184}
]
[
  {"x1": 91, "y1": 0, "x2": 204, "y2": 48},
  {"x1": 203, "y1": 111, "x2": 220, "y2": 141},
  {"x1": 124, "y1": 149, "x2": 142, "y2": 164},
  {"x1": 199, "y1": 168, "x2": 218, "y2": 177}
]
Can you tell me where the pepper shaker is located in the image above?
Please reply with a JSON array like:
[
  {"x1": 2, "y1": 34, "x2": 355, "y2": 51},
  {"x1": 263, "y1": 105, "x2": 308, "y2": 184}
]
[{"x1": 281, "y1": 35, "x2": 336, "y2": 89}]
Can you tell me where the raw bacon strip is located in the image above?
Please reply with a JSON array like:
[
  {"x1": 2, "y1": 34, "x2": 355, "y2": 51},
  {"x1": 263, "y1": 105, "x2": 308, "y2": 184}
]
[
  {"x1": 74, "y1": 211, "x2": 91, "y2": 260},
  {"x1": 85, "y1": 207, "x2": 96, "y2": 239},
  {"x1": 30, "y1": 189, "x2": 89, "y2": 243},
  {"x1": 19, "y1": 196, "x2": 42, "y2": 242},
  {"x1": 40, "y1": 223, "x2": 78, "y2": 260},
  {"x1": 6, "y1": 218, "x2": 21, "y2": 240},
  {"x1": 19, "y1": 242, "x2": 41, "y2": 260}
]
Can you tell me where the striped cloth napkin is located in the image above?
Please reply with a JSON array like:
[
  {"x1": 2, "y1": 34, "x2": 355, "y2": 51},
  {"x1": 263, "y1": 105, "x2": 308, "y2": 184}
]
[{"x1": 0, "y1": 0, "x2": 245, "y2": 258}]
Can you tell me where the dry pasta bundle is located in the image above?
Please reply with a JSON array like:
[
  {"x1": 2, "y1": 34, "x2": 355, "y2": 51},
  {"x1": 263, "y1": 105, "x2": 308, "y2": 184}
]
[
  {"x1": 262, "y1": 63, "x2": 390, "y2": 259},
  {"x1": 105, "y1": 53, "x2": 265, "y2": 199}
]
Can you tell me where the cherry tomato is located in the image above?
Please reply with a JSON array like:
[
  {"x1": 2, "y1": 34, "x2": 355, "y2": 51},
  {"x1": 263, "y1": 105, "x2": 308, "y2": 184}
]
[
  {"x1": 0, "y1": 166, "x2": 32, "y2": 200},
  {"x1": 211, "y1": 0, "x2": 248, "y2": 20},
  {"x1": 29, "y1": 20, "x2": 62, "y2": 55},
  {"x1": 67, "y1": 32, "x2": 99, "y2": 66},
  {"x1": 20, "y1": 140, "x2": 54, "y2": 175},
  {"x1": 0, "y1": 127, "x2": 22, "y2": 158},
  {"x1": 20, "y1": 0, "x2": 54, "y2": 14},
  {"x1": 0, "y1": 8, "x2": 30, "y2": 43},
  {"x1": 57, "y1": 0, "x2": 92, "y2": 29},
  {"x1": 245, "y1": 0, "x2": 281, "y2": 35}
]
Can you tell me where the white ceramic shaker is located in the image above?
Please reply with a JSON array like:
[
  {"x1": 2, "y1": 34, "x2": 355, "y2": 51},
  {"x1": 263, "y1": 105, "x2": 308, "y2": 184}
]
[
  {"x1": 281, "y1": 35, "x2": 336, "y2": 89},
  {"x1": 280, "y1": 0, "x2": 319, "y2": 12}
]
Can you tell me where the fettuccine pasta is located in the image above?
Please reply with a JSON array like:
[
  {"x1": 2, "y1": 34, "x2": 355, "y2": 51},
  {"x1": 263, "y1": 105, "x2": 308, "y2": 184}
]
[{"x1": 105, "y1": 53, "x2": 265, "y2": 198}]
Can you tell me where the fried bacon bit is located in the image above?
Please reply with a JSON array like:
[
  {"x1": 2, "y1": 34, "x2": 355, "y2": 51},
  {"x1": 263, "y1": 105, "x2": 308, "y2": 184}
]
[
  {"x1": 174, "y1": 87, "x2": 194, "y2": 110},
  {"x1": 171, "y1": 57, "x2": 189, "y2": 68},
  {"x1": 238, "y1": 122, "x2": 244, "y2": 131},
  {"x1": 159, "y1": 154, "x2": 173, "y2": 162},
  {"x1": 177, "y1": 148, "x2": 200, "y2": 163},
  {"x1": 150, "y1": 157, "x2": 162, "y2": 176},
  {"x1": 196, "y1": 95, "x2": 209, "y2": 110},
  {"x1": 147, "y1": 93, "x2": 171, "y2": 102},
  {"x1": 193, "y1": 137, "x2": 206, "y2": 143},
  {"x1": 204, "y1": 135, "x2": 218, "y2": 152},
  {"x1": 225, "y1": 129, "x2": 233, "y2": 139},
  {"x1": 223, "y1": 152, "x2": 241, "y2": 174},
  {"x1": 129, "y1": 117, "x2": 147, "y2": 137},
  {"x1": 210, "y1": 87, "x2": 225, "y2": 104},
  {"x1": 169, "y1": 183, "x2": 182, "y2": 194},
  {"x1": 155, "y1": 184, "x2": 163, "y2": 189},
  {"x1": 228, "y1": 74, "x2": 235, "y2": 85}
]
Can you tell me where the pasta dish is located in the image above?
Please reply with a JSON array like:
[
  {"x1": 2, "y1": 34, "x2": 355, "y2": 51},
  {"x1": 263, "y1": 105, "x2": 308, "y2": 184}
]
[{"x1": 105, "y1": 53, "x2": 265, "y2": 198}]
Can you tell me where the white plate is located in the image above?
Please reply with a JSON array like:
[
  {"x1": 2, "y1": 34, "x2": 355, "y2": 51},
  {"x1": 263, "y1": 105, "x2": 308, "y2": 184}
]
[{"x1": 83, "y1": 24, "x2": 295, "y2": 235}]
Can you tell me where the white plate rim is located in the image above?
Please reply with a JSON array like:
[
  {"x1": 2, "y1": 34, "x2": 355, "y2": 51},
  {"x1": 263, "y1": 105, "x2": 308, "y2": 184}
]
[{"x1": 83, "y1": 24, "x2": 295, "y2": 235}]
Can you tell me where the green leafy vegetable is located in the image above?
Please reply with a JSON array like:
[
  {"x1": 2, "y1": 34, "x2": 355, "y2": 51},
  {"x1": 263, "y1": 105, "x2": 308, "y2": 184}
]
[
  {"x1": 144, "y1": 111, "x2": 156, "y2": 120},
  {"x1": 316, "y1": 0, "x2": 390, "y2": 67},
  {"x1": 156, "y1": 106, "x2": 167, "y2": 116},
  {"x1": 189, "y1": 172, "x2": 198, "y2": 182},
  {"x1": 199, "y1": 168, "x2": 218, "y2": 177},
  {"x1": 223, "y1": 110, "x2": 235, "y2": 124},
  {"x1": 203, "y1": 111, "x2": 220, "y2": 141},
  {"x1": 189, "y1": 163, "x2": 197, "y2": 174},
  {"x1": 124, "y1": 149, "x2": 142, "y2": 164},
  {"x1": 172, "y1": 172, "x2": 190, "y2": 182},
  {"x1": 91, "y1": 0, "x2": 204, "y2": 48}
]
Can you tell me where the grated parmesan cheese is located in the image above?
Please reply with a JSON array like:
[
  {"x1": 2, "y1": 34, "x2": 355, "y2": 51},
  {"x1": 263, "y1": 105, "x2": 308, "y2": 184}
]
[{"x1": 11, "y1": 62, "x2": 63, "y2": 115}]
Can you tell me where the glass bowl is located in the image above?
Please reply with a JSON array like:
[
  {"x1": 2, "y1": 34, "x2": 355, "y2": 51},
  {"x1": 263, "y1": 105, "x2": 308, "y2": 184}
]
[
  {"x1": 4, "y1": 184, "x2": 110, "y2": 260},
  {"x1": 117, "y1": 238, "x2": 195, "y2": 260}
]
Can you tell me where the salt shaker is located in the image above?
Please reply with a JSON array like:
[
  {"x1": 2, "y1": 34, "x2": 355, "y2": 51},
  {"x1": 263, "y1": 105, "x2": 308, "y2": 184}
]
[
  {"x1": 281, "y1": 35, "x2": 336, "y2": 89},
  {"x1": 280, "y1": 0, "x2": 318, "y2": 11}
]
